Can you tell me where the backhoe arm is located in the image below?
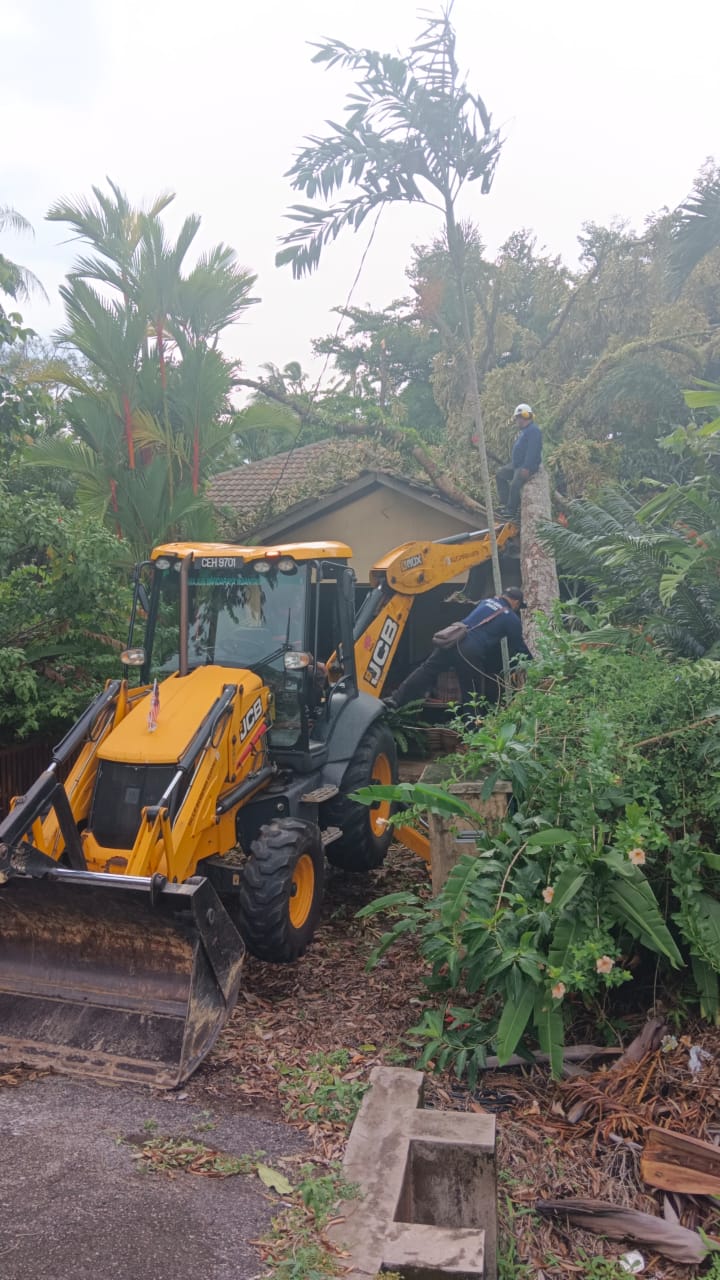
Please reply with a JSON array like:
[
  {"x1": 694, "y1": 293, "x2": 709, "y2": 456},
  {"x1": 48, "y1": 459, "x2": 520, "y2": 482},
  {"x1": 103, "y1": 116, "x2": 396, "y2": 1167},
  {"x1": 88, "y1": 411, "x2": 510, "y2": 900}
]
[{"x1": 353, "y1": 524, "x2": 517, "y2": 698}]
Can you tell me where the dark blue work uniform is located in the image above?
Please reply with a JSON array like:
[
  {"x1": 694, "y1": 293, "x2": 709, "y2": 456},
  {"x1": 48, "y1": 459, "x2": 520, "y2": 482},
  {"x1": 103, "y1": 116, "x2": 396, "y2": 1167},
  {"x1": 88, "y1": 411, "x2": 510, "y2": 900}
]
[
  {"x1": 389, "y1": 596, "x2": 532, "y2": 711},
  {"x1": 496, "y1": 422, "x2": 543, "y2": 516}
]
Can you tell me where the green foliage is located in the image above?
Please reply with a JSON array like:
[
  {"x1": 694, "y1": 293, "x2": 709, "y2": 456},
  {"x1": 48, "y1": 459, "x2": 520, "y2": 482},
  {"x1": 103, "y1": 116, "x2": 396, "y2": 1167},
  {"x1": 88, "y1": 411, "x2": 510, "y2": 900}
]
[
  {"x1": 381, "y1": 699, "x2": 432, "y2": 758},
  {"x1": 29, "y1": 180, "x2": 259, "y2": 558},
  {"x1": 360, "y1": 624, "x2": 720, "y2": 1076},
  {"x1": 277, "y1": 15, "x2": 501, "y2": 279},
  {"x1": 0, "y1": 484, "x2": 129, "y2": 742},
  {"x1": 544, "y1": 383, "x2": 720, "y2": 658},
  {"x1": 261, "y1": 1161, "x2": 358, "y2": 1280}
]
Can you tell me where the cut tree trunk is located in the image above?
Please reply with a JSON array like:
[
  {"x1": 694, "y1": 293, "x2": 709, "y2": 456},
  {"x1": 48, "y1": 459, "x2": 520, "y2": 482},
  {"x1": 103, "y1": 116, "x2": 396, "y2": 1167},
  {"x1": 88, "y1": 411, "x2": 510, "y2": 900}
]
[{"x1": 519, "y1": 466, "x2": 559, "y2": 654}]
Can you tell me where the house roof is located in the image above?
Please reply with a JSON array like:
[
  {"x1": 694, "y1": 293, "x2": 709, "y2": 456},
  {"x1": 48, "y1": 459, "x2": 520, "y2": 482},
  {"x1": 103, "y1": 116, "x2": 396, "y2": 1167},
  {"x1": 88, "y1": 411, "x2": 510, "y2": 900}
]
[
  {"x1": 208, "y1": 437, "x2": 483, "y2": 540},
  {"x1": 208, "y1": 440, "x2": 334, "y2": 511}
]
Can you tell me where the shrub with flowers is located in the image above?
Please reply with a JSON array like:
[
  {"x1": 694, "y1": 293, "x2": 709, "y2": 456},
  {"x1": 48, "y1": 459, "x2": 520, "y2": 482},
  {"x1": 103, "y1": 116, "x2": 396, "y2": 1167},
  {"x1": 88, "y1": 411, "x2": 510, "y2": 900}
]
[{"x1": 356, "y1": 614, "x2": 720, "y2": 1081}]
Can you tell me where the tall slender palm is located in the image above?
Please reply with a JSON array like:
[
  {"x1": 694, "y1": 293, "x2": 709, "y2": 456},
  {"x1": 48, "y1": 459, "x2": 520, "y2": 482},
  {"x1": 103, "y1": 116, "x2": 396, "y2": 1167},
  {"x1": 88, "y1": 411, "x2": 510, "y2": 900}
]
[
  {"x1": 32, "y1": 180, "x2": 259, "y2": 555},
  {"x1": 276, "y1": 7, "x2": 506, "y2": 598}
]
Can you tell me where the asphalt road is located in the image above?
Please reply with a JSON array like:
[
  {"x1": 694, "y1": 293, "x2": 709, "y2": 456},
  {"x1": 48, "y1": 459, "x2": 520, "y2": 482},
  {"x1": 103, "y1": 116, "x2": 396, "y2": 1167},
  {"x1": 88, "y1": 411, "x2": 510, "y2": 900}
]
[{"x1": 0, "y1": 1075, "x2": 306, "y2": 1280}]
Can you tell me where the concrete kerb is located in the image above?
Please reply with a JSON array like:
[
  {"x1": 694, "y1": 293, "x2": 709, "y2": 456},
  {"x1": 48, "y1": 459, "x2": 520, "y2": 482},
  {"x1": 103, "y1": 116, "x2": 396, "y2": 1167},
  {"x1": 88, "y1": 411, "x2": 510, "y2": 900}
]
[{"x1": 328, "y1": 1065, "x2": 497, "y2": 1279}]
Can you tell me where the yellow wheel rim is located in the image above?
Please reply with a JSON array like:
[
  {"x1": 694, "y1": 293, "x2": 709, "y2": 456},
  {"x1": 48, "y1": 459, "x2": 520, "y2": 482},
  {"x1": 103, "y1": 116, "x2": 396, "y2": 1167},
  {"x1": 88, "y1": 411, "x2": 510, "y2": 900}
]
[
  {"x1": 369, "y1": 751, "x2": 393, "y2": 837},
  {"x1": 289, "y1": 853, "x2": 315, "y2": 929}
]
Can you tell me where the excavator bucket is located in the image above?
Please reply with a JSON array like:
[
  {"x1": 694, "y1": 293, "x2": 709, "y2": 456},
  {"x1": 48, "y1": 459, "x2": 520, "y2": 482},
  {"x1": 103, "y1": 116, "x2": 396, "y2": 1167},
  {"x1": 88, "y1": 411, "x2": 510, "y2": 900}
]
[{"x1": 0, "y1": 868, "x2": 244, "y2": 1088}]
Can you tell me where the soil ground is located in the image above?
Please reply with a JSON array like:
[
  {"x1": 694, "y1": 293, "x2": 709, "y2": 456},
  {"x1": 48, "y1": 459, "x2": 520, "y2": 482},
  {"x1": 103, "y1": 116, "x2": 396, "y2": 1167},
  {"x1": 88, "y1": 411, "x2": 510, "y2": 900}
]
[{"x1": 3, "y1": 813, "x2": 720, "y2": 1279}]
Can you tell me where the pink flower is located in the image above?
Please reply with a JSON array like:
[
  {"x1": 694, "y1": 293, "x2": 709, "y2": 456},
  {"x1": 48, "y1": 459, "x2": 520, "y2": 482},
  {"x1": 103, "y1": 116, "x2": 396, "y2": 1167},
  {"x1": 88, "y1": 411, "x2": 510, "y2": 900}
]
[
  {"x1": 628, "y1": 848, "x2": 646, "y2": 866},
  {"x1": 542, "y1": 886, "x2": 555, "y2": 904},
  {"x1": 596, "y1": 955, "x2": 614, "y2": 974},
  {"x1": 551, "y1": 982, "x2": 566, "y2": 1000}
]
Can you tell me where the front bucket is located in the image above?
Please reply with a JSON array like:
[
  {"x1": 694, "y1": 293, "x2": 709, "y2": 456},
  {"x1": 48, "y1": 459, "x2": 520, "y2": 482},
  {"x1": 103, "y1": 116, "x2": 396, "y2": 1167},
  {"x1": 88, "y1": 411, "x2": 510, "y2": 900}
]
[{"x1": 0, "y1": 872, "x2": 244, "y2": 1088}]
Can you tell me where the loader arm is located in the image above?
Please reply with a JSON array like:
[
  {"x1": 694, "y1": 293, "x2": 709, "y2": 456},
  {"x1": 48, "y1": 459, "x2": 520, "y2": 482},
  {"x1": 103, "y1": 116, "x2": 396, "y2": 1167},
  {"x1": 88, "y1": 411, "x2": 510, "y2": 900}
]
[{"x1": 352, "y1": 523, "x2": 518, "y2": 698}]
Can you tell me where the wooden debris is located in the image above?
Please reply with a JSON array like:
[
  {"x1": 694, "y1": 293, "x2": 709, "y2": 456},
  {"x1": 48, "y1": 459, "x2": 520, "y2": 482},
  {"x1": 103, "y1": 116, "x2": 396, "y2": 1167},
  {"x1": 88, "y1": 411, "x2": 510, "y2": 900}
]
[
  {"x1": 641, "y1": 1125, "x2": 720, "y2": 1196},
  {"x1": 536, "y1": 1197, "x2": 712, "y2": 1263},
  {"x1": 614, "y1": 1018, "x2": 667, "y2": 1068}
]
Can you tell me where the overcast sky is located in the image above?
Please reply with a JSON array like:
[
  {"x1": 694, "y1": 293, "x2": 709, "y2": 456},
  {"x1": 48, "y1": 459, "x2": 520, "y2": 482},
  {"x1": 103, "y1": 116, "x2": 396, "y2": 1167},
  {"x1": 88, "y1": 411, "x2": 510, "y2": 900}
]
[{"x1": 2, "y1": 0, "x2": 719, "y2": 383}]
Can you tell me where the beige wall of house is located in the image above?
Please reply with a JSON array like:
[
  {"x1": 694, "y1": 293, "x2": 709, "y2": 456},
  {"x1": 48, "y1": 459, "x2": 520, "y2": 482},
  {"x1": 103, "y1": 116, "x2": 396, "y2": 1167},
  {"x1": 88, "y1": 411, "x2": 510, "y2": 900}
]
[{"x1": 273, "y1": 486, "x2": 477, "y2": 582}]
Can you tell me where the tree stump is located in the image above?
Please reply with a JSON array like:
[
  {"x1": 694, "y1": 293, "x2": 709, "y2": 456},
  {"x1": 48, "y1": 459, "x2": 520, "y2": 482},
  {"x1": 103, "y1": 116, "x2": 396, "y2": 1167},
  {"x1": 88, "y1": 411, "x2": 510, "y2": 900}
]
[
  {"x1": 421, "y1": 762, "x2": 511, "y2": 895},
  {"x1": 520, "y1": 466, "x2": 560, "y2": 654}
]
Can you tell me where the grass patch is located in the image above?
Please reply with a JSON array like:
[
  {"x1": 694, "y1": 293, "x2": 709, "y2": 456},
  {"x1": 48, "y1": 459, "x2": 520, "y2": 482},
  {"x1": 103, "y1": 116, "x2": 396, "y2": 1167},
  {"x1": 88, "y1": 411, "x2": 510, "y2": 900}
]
[
  {"x1": 259, "y1": 1161, "x2": 358, "y2": 1280},
  {"x1": 128, "y1": 1135, "x2": 265, "y2": 1178},
  {"x1": 277, "y1": 1049, "x2": 368, "y2": 1128}
]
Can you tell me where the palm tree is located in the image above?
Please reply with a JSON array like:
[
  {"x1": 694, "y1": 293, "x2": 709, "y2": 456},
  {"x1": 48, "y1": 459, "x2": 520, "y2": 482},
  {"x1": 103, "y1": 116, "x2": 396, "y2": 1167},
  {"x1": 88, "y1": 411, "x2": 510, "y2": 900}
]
[
  {"x1": 275, "y1": 7, "x2": 506, "y2": 593},
  {"x1": 31, "y1": 181, "x2": 259, "y2": 557},
  {"x1": 542, "y1": 460, "x2": 720, "y2": 659},
  {"x1": 669, "y1": 163, "x2": 720, "y2": 290},
  {"x1": 0, "y1": 204, "x2": 47, "y2": 305}
]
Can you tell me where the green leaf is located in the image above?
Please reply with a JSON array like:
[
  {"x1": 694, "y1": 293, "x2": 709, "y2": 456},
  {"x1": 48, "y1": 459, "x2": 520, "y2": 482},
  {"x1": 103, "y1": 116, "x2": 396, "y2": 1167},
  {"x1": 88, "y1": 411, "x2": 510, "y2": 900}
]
[
  {"x1": 440, "y1": 856, "x2": 483, "y2": 926},
  {"x1": 684, "y1": 390, "x2": 720, "y2": 409},
  {"x1": 496, "y1": 984, "x2": 535, "y2": 1065},
  {"x1": 701, "y1": 850, "x2": 720, "y2": 873},
  {"x1": 355, "y1": 891, "x2": 418, "y2": 918},
  {"x1": 608, "y1": 875, "x2": 683, "y2": 967},
  {"x1": 350, "y1": 782, "x2": 478, "y2": 822},
  {"x1": 691, "y1": 954, "x2": 720, "y2": 1024},
  {"x1": 692, "y1": 893, "x2": 720, "y2": 969},
  {"x1": 526, "y1": 828, "x2": 576, "y2": 849},
  {"x1": 549, "y1": 917, "x2": 580, "y2": 971},
  {"x1": 256, "y1": 1164, "x2": 292, "y2": 1195},
  {"x1": 534, "y1": 991, "x2": 565, "y2": 1079},
  {"x1": 551, "y1": 868, "x2": 587, "y2": 912}
]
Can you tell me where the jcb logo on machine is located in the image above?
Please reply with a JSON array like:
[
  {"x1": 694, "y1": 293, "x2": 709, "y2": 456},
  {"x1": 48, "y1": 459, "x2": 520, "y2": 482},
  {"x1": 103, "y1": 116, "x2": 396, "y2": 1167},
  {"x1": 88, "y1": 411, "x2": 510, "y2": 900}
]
[
  {"x1": 364, "y1": 617, "x2": 399, "y2": 687},
  {"x1": 240, "y1": 697, "x2": 264, "y2": 740},
  {"x1": 401, "y1": 553, "x2": 423, "y2": 572}
]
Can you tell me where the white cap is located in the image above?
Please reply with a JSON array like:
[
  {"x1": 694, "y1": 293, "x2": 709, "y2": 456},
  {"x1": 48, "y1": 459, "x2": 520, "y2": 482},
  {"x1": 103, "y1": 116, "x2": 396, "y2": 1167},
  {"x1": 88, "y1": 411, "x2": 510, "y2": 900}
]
[{"x1": 513, "y1": 403, "x2": 533, "y2": 419}]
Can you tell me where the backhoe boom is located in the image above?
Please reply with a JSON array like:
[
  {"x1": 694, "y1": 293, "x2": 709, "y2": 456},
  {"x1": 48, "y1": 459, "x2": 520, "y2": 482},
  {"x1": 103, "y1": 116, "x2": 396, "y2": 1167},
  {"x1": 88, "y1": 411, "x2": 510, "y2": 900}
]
[{"x1": 353, "y1": 524, "x2": 517, "y2": 698}]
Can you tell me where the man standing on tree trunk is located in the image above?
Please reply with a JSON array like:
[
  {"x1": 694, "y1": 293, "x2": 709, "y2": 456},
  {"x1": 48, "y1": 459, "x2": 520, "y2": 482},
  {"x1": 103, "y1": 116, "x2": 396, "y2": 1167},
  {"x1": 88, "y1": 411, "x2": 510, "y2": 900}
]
[
  {"x1": 496, "y1": 404, "x2": 543, "y2": 519},
  {"x1": 384, "y1": 587, "x2": 532, "y2": 714}
]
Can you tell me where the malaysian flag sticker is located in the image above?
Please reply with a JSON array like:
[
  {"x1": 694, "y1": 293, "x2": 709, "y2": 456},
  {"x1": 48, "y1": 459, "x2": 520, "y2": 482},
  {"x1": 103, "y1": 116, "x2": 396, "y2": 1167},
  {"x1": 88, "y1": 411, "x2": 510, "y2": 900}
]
[{"x1": 147, "y1": 678, "x2": 160, "y2": 732}]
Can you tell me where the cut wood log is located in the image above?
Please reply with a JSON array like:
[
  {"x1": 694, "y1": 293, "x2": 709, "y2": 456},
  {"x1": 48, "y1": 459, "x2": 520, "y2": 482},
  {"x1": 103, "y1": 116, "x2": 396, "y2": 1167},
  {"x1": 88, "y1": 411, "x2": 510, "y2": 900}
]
[
  {"x1": 641, "y1": 1125, "x2": 720, "y2": 1196},
  {"x1": 536, "y1": 1197, "x2": 714, "y2": 1263}
]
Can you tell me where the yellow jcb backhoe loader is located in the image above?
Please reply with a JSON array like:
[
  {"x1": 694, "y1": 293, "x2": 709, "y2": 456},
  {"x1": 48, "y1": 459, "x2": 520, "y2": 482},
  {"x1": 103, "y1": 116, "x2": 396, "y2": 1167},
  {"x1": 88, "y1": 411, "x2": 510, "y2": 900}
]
[{"x1": 0, "y1": 524, "x2": 516, "y2": 1086}]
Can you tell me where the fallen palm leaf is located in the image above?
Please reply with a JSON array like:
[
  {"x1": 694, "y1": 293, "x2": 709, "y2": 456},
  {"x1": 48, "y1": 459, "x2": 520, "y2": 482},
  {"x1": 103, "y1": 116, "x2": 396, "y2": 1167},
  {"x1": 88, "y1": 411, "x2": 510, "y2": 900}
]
[{"x1": 536, "y1": 1197, "x2": 715, "y2": 1263}]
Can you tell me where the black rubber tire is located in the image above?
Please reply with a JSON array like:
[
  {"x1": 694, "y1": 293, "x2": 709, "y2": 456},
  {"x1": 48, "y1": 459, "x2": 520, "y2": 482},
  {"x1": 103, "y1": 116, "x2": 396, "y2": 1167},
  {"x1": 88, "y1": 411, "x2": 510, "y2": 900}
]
[
  {"x1": 231, "y1": 818, "x2": 325, "y2": 963},
  {"x1": 324, "y1": 722, "x2": 397, "y2": 872}
]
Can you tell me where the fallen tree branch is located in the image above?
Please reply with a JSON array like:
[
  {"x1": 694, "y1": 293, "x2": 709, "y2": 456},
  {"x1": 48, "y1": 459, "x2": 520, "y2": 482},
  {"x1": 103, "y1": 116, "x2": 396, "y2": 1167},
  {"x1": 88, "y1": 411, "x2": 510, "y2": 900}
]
[
  {"x1": 478, "y1": 1044, "x2": 622, "y2": 1072},
  {"x1": 631, "y1": 714, "x2": 720, "y2": 751},
  {"x1": 233, "y1": 376, "x2": 487, "y2": 519}
]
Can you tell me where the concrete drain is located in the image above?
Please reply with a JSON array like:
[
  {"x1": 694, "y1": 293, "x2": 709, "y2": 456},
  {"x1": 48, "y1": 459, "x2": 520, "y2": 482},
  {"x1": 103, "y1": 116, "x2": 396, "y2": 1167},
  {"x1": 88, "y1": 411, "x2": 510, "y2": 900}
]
[{"x1": 328, "y1": 1066, "x2": 497, "y2": 1279}]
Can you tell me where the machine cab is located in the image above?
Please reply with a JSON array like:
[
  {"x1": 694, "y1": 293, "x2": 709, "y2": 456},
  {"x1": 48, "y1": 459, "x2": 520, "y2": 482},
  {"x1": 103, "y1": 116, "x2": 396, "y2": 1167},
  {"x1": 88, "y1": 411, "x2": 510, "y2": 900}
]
[{"x1": 128, "y1": 541, "x2": 357, "y2": 759}]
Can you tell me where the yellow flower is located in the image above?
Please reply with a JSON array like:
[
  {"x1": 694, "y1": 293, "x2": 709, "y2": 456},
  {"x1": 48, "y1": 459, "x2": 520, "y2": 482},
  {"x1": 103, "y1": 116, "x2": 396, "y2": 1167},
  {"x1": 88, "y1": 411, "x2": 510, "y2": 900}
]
[
  {"x1": 551, "y1": 982, "x2": 566, "y2": 1000},
  {"x1": 596, "y1": 955, "x2": 614, "y2": 974},
  {"x1": 542, "y1": 886, "x2": 555, "y2": 904},
  {"x1": 628, "y1": 848, "x2": 646, "y2": 866}
]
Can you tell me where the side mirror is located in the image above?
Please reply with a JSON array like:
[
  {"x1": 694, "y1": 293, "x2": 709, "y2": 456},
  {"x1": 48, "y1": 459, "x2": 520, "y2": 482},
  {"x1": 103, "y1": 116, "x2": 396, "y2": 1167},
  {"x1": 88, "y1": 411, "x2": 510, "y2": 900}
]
[
  {"x1": 121, "y1": 647, "x2": 146, "y2": 667},
  {"x1": 137, "y1": 583, "x2": 150, "y2": 614},
  {"x1": 284, "y1": 651, "x2": 312, "y2": 671}
]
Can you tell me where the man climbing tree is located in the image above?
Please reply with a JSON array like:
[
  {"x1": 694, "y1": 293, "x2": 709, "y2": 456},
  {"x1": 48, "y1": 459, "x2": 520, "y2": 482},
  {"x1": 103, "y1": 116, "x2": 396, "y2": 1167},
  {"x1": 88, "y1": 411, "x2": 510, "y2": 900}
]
[{"x1": 496, "y1": 404, "x2": 543, "y2": 519}]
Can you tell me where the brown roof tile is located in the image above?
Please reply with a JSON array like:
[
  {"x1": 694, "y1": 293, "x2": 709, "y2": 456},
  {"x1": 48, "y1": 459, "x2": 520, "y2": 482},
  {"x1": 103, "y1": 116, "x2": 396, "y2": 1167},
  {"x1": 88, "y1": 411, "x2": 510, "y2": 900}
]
[{"x1": 208, "y1": 440, "x2": 332, "y2": 510}]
